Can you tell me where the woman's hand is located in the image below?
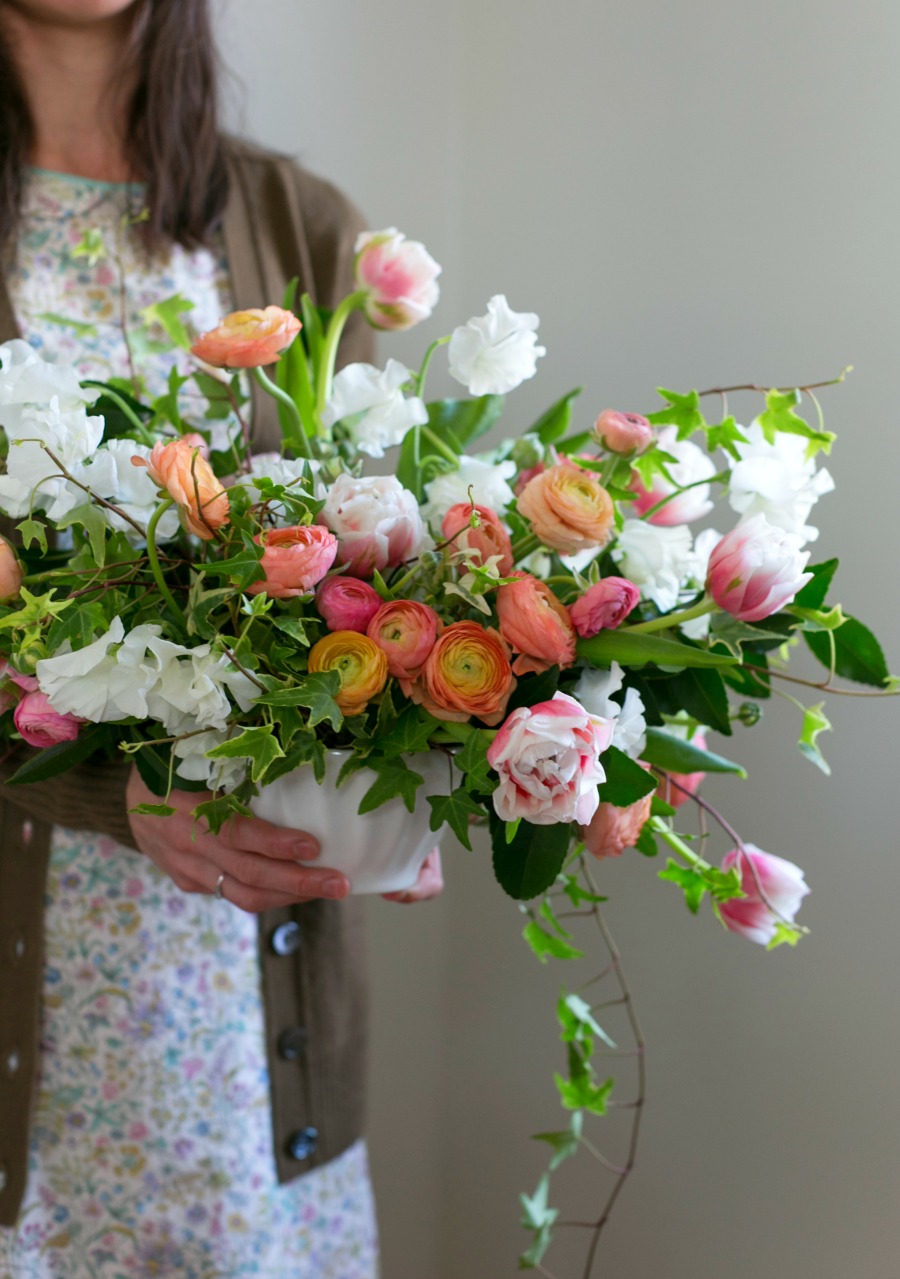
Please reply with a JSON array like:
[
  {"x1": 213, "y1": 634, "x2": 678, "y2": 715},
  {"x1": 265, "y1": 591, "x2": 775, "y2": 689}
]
[
  {"x1": 126, "y1": 766, "x2": 349, "y2": 912},
  {"x1": 382, "y1": 848, "x2": 444, "y2": 904}
]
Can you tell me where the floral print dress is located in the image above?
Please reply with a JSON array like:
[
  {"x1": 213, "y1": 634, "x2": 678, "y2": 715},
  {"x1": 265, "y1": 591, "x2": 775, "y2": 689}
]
[{"x1": 0, "y1": 171, "x2": 378, "y2": 1279}]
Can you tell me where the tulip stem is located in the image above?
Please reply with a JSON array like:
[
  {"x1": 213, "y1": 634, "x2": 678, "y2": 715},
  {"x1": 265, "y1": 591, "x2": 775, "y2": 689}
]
[
  {"x1": 252, "y1": 367, "x2": 312, "y2": 460},
  {"x1": 623, "y1": 595, "x2": 715, "y2": 635},
  {"x1": 145, "y1": 498, "x2": 185, "y2": 627},
  {"x1": 315, "y1": 290, "x2": 368, "y2": 423}
]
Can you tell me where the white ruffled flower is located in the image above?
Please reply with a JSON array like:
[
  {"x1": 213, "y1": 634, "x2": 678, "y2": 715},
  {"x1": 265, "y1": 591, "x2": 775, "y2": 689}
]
[
  {"x1": 572, "y1": 662, "x2": 647, "y2": 759},
  {"x1": 727, "y1": 420, "x2": 834, "y2": 544},
  {"x1": 322, "y1": 359, "x2": 427, "y2": 458},
  {"x1": 448, "y1": 295, "x2": 546, "y2": 396},
  {"x1": 0, "y1": 399, "x2": 114, "y2": 521},
  {"x1": 246, "y1": 453, "x2": 322, "y2": 524},
  {"x1": 611, "y1": 519, "x2": 695, "y2": 613},
  {"x1": 172, "y1": 728, "x2": 248, "y2": 792},
  {"x1": 423, "y1": 454, "x2": 516, "y2": 527},
  {"x1": 146, "y1": 647, "x2": 258, "y2": 736},
  {"x1": 0, "y1": 340, "x2": 89, "y2": 435}
]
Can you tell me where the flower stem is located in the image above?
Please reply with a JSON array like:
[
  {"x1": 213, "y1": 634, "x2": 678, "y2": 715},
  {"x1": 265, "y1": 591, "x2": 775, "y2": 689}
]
[
  {"x1": 80, "y1": 380, "x2": 152, "y2": 443},
  {"x1": 315, "y1": 290, "x2": 367, "y2": 422},
  {"x1": 511, "y1": 532, "x2": 541, "y2": 563},
  {"x1": 623, "y1": 595, "x2": 715, "y2": 635},
  {"x1": 415, "y1": 335, "x2": 451, "y2": 397},
  {"x1": 145, "y1": 498, "x2": 184, "y2": 626},
  {"x1": 252, "y1": 367, "x2": 312, "y2": 459},
  {"x1": 421, "y1": 424, "x2": 460, "y2": 467}
]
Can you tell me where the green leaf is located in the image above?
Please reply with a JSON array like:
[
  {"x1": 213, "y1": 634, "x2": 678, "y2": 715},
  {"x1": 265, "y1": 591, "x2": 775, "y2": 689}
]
[
  {"x1": 806, "y1": 615, "x2": 892, "y2": 687},
  {"x1": 798, "y1": 701, "x2": 832, "y2": 775},
  {"x1": 596, "y1": 745, "x2": 657, "y2": 807},
  {"x1": 664, "y1": 667, "x2": 732, "y2": 736},
  {"x1": 15, "y1": 518, "x2": 47, "y2": 553},
  {"x1": 559, "y1": 992, "x2": 616, "y2": 1048},
  {"x1": 767, "y1": 920, "x2": 806, "y2": 950},
  {"x1": 647, "y1": 387, "x2": 705, "y2": 438},
  {"x1": 272, "y1": 615, "x2": 310, "y2": 648},
  {"x1": 192, "y1": 792, "x2": 252, "y2": 837},
  {"x1": 3, "y1": 724, "x2": 107, "y2": 785},
  {"x1": 206, "y1": 725, "x2": 285, "y2": 784},
  {"x1": 57, "y1": 501, "x2": 108, "y2": 567},
  {"x1": 299, "y1": 294, "x2": 325, "y2": 368},
  {"x1": 199, "y1": 537, "x2": 266, "y2": 591},
  {"x1": 641, "y1": 727, "x2": 747, "y2": 776},
  {"x1": 456, "y1": 727, "x2": 496, "y2": 795},
  {"x1": 555, "y1": 1054, "x2": 614, "y2": 1114},
  {"x1": 358, "y1": 758, "x2": 425, "y2": 815},
  {"x1": 379, "y1": 705, "x2": 443, "y2": 758},
  {"x1": 533, "y1": 1112, "x2": 583, "y2": 1172},
  {"x1": 530, "y1": 387, "x2": 582, "y2": 445},
  {"x1": 71, "y1": 227, "x2": 106, "y2": 265},
  {"x1": 705, "y1": 415, "x2": 749, "y2": 459},
  {"x1": 710, "y1": 613, "x2": 793, "y2": 658},
  {"x1": 140, "y1": 293, "x2": 196, "y2": 349},
  {"x1": 36, "y1": 312, "x2": 98, "y2": 339},
  {"x1": 427, "y1": 788, "x2": 483, "y2": 850},
  {"x1": 634, "y1": 822, "x2": 658, "y2": 856},
  {"x1": 426, "y1": 395, "x2": 505, "y2": 451},
  {"x1": 577, "y1": 631, "x2": 737, "y2": 670},
  {"x1": 658, "y1": 859, "x2": 707, "y2": 914},
  {"x1": 522, "y1": 920, "x2": 584, "y2": 963},
  {"x1": 560, "y1": 873, "x2": 607, "y2": 906},
  {"x1": 490, "y1": 811, "x2": 572, "y2": 900},
  {"x1": 757, "y1": 387, "x2": 835, "y2": 456},
  {"x1": 790, "y1": 603, "x2": 846, "y2": 632},
  {"x1": 254, "y1": 671, "x2": 343, "y2": 730},
  {"x1": 129, "y1": 802, "x2": 177, "y2": 818},
  {"x1": 794, "y1": 558, "x2": 838, "y2": 611}
]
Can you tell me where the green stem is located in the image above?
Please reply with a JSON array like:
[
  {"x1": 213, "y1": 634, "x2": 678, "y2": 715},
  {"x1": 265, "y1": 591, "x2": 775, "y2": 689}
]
[
  {"x1": 639, "y1": 470, "x2": 729, "y2": 522},
  {"x1": 650, "y1": 816, "x2": 708, "y2": 871},
  {"x1": 415, "y1": 335, "x2": 451, "y2": 397},
  {"x1": 252, "y1": 367, "x2": 312, "y2": 459},
  {"x1": 511, "y1": 532, "x2": 541, "y2": 563},
  {"x1": 315, "y1": 290, "x2": 367, "y2": 421},
  {"x1": 145, "y1": 498, "x2": 184, "y2": 627},
  {"x1": 80, "y1": 380, "x2": 152, "y2": 442},
  {"x1": 623, "y1": 595, "x2": 715, "y2": 635},
  {"x1": 421, "y1": 425, "x2": 460, "y2": 467}
]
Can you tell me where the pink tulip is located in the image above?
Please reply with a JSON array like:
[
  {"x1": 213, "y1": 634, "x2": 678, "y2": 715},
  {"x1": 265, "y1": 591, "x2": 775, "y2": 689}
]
[
  {"x1": 593, "y1": 409, "x2": 653, "y2": 456},
  {"x1": 0, "y1": 537, "x2": 23, "y2": 600},
  {"x1": 442, "y1": 502, "x2": 514, "y2": 576},
  {"x1": 354, "y1": 228, "x2": 441, "y2": 331},
  {"x1": 706, "y1": 513, "x2": 811, "y2": 622},
  {"x1": 570, "y1": 577, "x2": 640, "y2": 637},
  {"x1": 496, "y1": 573, "x2": 577, "y2": 676},
  {"x1": 14, "y1": 691, "x2": 81, "y2": 748},
  {"x1": 581, "y1": 789, "x2": 654, "y2": 859},
  {"x1": 316, "y1": 576, "x2": 382, "y2": 632},
  {"x1": 719, "y1": 844, "x2": 810, "y2": 946},
  {"x1": 248, "y1": 525, "x2": 338, "y2": 599},
  {"x1": 367, "y1": 600, "x2": 441, "y2": 681}
]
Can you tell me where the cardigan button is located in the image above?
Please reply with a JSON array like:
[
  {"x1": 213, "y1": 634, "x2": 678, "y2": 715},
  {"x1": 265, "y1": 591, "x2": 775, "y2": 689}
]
[
  {"x1": 0, "y1": 1162, "x2": 6, "y2": 1194},
  {"x1": 270, "y1": 921, "x2": 302, "y2": 957},
  {"x1": 287, "y1": 1127, "x2": 318, "y2": 1162},
  {"x1": 21, "y1": 819, "x2": 33, "y2": 846},
  {"x1": 5, "y1": 1050, "x2": 19, "y2": 1077},
  {"x1": 277, "y1": 1026, "x2": 308, "y2": 1062},
  {"x1": 10, "y1": 935, "x2": 25, "y2": 966}
]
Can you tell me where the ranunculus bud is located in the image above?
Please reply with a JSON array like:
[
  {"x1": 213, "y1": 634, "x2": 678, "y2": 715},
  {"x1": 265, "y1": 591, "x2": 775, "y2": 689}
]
[
  {"x1": 496, "y1": 573, "x2": 576, "y2": 676},
  {"x1": 413, "y1": 621, "x2": 515, "y2": 726},
  {"x1": 134, "y1": 438, "x2": 229, "y2": 540},
  {"x1": 706, "y1": 513, "x2": 811, "y2": 622},
  {"x1": 316, "y1": 576, "x2": 382, "y2": 633},
  {"x1": 318, "y1": 473, "x2": 424, "y2": 578},
  {"x1": 367, "y1": 600, "x2": 441, "y2": 681},
  {"x1": 248, "y1": 525, "x2": 338, "y2": 599},
  {"x1": 630, "y1": 426, "x2": 716, "y2": 525},
  {"x1": 191, "y1": 306, "x2": 301, "y2": 368},
  {"x1": 719, "y1": 844, "x2": 810, "y2": 946},
  {"x1": 580, "y1": 788, "x2": 654, "y2": 859},
  {"x1": 442, "y1": 502, "x2": 514, "y2": 576},
  {"x1": 593, "y1": 409, "x2": 653, "y2": 456},
  {"x1": 569, "y1": 577, "x2": 640, "y2": 638},
  {"x1": 517, "y1": 462, "x2": 615, "y2": 557},
  {"x1": 354, "y1": 228, "x2": 442, "y2": 331},
  {"x1": 14, "y1": 690, "x2": 81, "y2": 748},
  {"x1": 0, "y1": 536, "x2": 23, "y2": 600},
  {"x1": 308, "y1": 631, "x2": 389, "y2": 717}
]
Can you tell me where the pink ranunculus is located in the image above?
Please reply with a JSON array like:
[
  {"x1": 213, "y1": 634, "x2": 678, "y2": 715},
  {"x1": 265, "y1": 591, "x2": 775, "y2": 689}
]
[
  {"x1": 719, "y1": 844, "x2": 810, "y2": 946},
  {"x1": 0, "y1": 536, "x2": 23, "y2": 600},
  {"x1": 570, "y1": 577, "x2": 641, "y2": 638},
  {"x1": 316, "y1": 576, "x2": 383, "y2": 632},
  {"x1": 593, "y1": 409, "x2": 653, "y2": 456},
  {"x1": 367, "y1": 600, "x2": 441, "y2": 681},
  {"x1": 630, "y1": 426, "x2": 716, "y2": 525},
  {"x1": 248, "y1": 525, "x2": 338, "y2": 599},
  {"x1": 354, "y1": 228, "x2": 442, "y2": 332},
  {"x1": 14, "y1": 691, "x2": 82, "y2": 748},
  {"x1": 580, "y1": 788, "x2": 654, "y2": 859},
  {"x1": 441, "y1": 502, "x2": 514, "y2": 577},
  {"x1": 514, "y1": 460, "x2": 546, "y2": 498},
  {"x1": 496, "y1": 573, "x2": 577, "y2": 676},
  {"x1": 318, "y1": 473, "x2": 424, "y2": 578},
  {"x1": 487, "y1": 691, "x2": 613, "y2": 826},
  {"x1": 706, "y1": 513, "x2": 811, "y2": 622}
]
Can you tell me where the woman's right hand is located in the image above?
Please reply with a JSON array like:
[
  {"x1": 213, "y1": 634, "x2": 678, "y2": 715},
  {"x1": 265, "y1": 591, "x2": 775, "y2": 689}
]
[{"x1": 125, "y1": 766, "x2": 349, "y2": 912}]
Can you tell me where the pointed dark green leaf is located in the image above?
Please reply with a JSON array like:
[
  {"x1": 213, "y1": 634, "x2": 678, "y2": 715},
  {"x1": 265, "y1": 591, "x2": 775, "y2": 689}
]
[
  {"x1": 427, "y1": 787, "x2": 483, "y2": 850},
  {"x1": 596, "y1": 745, "x2": 657, "y2": 807},
  {"x1": 577, "y1": 631, "x2": 737, "y2": 670},
  {"x1": 490, "y1": 810, "x2": 571, "y2": 900},
  {"x1": 641, "y1": 727, "x2": 746, "y2": 776},
  {"x1": 806, "y1": 615, "x2": 892, "y2": 687}
]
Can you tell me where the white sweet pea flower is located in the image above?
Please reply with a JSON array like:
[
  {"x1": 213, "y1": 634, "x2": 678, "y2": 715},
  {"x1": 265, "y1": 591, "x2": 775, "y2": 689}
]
[
  {"x1": 322, "y1": 359, "x2": 427, "y2": 458},
  {"x1": 448, "y1": 295, "x2": 546, "y2": 396},
  {"x1": 572, "y1": 662, "x2": 647, "y2": 758},
  {"x1": 145, "y1": 647, "x2": 259, "y2": 735},
  {"x1": 727, "y1": 420, "x2": 834, "y2": 544},
  {"x1": 172, "y1": 728, "x2": 248, "y2": 792},
  {"x1": 36, "y1": 619, "x2": 166, "y2": 721},
  {"x1": 102, "y1": 440, "x2": 180, "y2": 541},
  {"x1": 246, "y1": 453, "x2": 322, "y2": 524},
  {"x1": 423, "y1": 453, "x2": 516, "y2": 527},
  {"x1": 611, "y1": 519, "x2": 695, "y2": 613},
  {"x1": 0, "y1": 399, "x2": 115, "y2": 521},
  {"x1": 0, "y1": 340, "x2": 90, "y2": 435}
]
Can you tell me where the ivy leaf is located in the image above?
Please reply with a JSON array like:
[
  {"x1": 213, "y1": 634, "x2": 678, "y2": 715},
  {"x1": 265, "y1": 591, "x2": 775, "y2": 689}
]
[
  {"x1": 577, "y1": 631, "x2": 737, "y2": 670},
  {"x1": 532, "y1": 1112, "x2": 583, "y2": 1172},
  {"x1": 139, "y1": 293, "x2": 196, "y2": 349},
  {"x1": 560, "y1": 873, "x2": 608, "y2": 907},
  {"x1": 658, "y1": 859, "x2": 707, "y2": 914},
  {"x1": 767, "y1": 920, "x2": 806, "y2": 950},
  {"x1": 798, "y1": 701, "x2": 832, "y2": 775},
  {"x1": 555, "y1": 1045, "x2": 614, "y2": 1114},
  {"x1": 254, "y1": 671, "x2": 343, "y2": 730},
  {"x1": 641, "y1": 727, "x2": 746, "y2": 776},
  {"x1": 806, "y1": 615, "x2": 892, "y2": 688},
  {"x1": 71, "y1": 227, "x2": 106, "y2": 265},
  {"x1": 646, "y1": 387, "x2": 706, "y2": 439},
  {"x1": 427, "y1": 788, "x2": 483, "y2": 850},
  {"x1": 129, "y1": 803, "x2": 177, "y2": 818},
  {"x1": 16, "y1": 518, "x2": 48, "y2": 554},
  {"x1": 456, "y1": 727, "x2": 496, "y2": 795},
  {"x1": 490, "y1": 810, "x2": 571, "y2": 900},
  {"x1": 789, "y1": 603, "x2": 846, "y2": 632},
  {"x1": 518, "y1": 1175, "x2": 558, "y2": 1268},
  {"x1": 705, "y1": 415, "x2": 749, "y2": 459},
  {"x1": 272, "y1": 615, "x2": 310, "y2": 648},
  {"x1": 757, "y1": 387, "x2": 835, "y2": 456},
  {"x1": 57, "y1": 501, "x2": 108, "y2": 568},
  {"x1": 192, "y1": 792, "x2": 252, "y2": 837},
  {"x1": 197, "y1": 533, "x2": 266, "y2": 591},
  {"x1": 0, "y1": 586, "x2": 71, "y2": 632},
  {"x1": 794, "y1": 558, "x2": 838, "y2": 611},
  {"x1": 358, "y1": 757, "x2": 425, "y2": 815},
  {"x1": 379, "y1": 705, "x2": 442, "y2": 758},
  {"x1": 522, "y1": 921, "x2": 584, "y2": 963},
  {"x1": 530, "y1": 387, "x2": 582, "y2": 445},
  {"x1": 206, "y1": 725, "x2": 285, "y2": 784},
  {"x1": 710, "y1": 613, "x2": 792, "y2": 658},
  {"x1": 559, "y1": 993, "x2": 616, "y2": 1049},
  {"x1": 596, "y1": 745, "x2": 657, "y2": 807}
]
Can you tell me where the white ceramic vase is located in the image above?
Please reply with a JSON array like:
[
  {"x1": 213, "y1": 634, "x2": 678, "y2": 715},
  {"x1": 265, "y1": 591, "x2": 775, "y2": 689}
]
[{"x1": 249, "y1": 749, "x2": 452, "y2": 895}]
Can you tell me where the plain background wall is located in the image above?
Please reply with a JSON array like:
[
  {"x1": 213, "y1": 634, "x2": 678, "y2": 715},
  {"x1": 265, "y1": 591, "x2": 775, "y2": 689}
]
[{"x1": 218, "y1": 3, "x2": 900, "y2": 1276}]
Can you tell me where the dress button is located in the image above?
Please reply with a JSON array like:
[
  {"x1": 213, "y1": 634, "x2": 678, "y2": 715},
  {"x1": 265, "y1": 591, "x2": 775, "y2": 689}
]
[
  {"x1": 277, "y1": 1026, "x2": 308, "y2": 1062},
  {"x1": 270, "y1": 921, "x2": 302, "y2": 957},
  {"x1": 287, "y1": 1127, "x2": 318, "y2": 1161},
  {"x1": 5, "y1": 1051, "x2": 19, "y2": 1077}
]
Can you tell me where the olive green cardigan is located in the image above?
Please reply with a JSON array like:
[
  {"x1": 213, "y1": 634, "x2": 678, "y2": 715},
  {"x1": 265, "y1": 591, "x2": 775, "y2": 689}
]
[{"x1": 0, "y1": 136, "x2": 373, "y2": 1227}]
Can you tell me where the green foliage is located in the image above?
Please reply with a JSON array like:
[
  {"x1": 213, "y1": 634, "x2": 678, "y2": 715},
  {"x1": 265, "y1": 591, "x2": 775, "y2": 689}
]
[
  {"x1": 798, "y1": 701, "x2": 832, "y2": 775},
  {"x1": 71, "y1": 227, "x2": 106, "y2": 266},
  {"x1": 577, "y1": 630, "x2": 737, "y2": 670},
  {"x1": 427, "y1": 787, "x2": 483, "y2": 850},
  {"x1": 192, "y1": 792, "x2": 252, "y2": 837},
  {"x1": 559, "y1": 992, "x2": 616, "y2": 1049},
  {"x1": 456, "y1": 727, "x2": 496, "y2": 795},
  {"x1": 254, "y1": 671, "x2": 343, "y2": 730},
  {"x1": 705, "y1": 415, "x2": 748, "y2": 459},
  {"x1": 641, "y1": 726, "x2": 746, "y2": 776},
  {"x1": 530, "y1": 387, "x2": 582, "y2": 445},
  {"x1": 490, "y1": 811, "x2": 572, "y2": 900},
  {"x1": 3, "y1": 724, "x2": 108, "y2": 785},
  {"x1": 663, "y1": 668, "x2": 732, "y2": 736},
  {"x1": 806, "y1": 615, "x2": 893, "y2": 687},
  {"x1": 206, "y1": 725, "x2": 285, "y2": 784},
  {"x1": 522, "y1": 920, "x2": 584, "y2": 963},
  {"x1": 794, "y1": 558, "x2": 839, "y2": 611},
  {"x1": 518, "y1": 1175, "x2": 558, "y2": 1269},
  {"x1": 57, "y1": 502, "x2": 109, "y2": 568},
  {"x1": 426, "y1": 395, "x2": 505, "y2": 450},
  {"x1": 140, "y1": 293, "x2": 195, "y2": 350},
  {"x1": 596, "y1": 745, "x2": 657, "y2": 807},
  {"x1": 658, "y1": 857, "x2": 744, "y2": 915},
  {"x1": 15, "y1": 518, "x2": 48, "y2": 554},
  {"x1": 757, "y1": 387, "x2": 835, "y2": 456},
  {"x1": 358, "y1": 757, "x2": 425, "y2": 814},
  {"x1": 532, "y1": 1111, "x2": 583, "y2": 1172},
  {"x1": 647, "y1": 387, "x2": 706, "y2": 438},
  {"x1": 555, "y1": 1044, "x2": 614, "y2": 1114},
  {"x1": 379, "y1": 705, "x2": 442, "y2": 758}
]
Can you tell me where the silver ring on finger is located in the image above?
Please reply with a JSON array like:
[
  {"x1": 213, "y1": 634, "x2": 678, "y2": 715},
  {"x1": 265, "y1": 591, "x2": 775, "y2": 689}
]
[{"x1": 213, "y1": 872, "x2": 227, "y2": 901}]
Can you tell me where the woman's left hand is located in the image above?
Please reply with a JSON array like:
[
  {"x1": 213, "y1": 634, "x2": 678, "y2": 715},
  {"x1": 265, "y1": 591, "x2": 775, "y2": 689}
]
[{"x1": 382, "y1": 848, "x2": 444, "y2": 903}]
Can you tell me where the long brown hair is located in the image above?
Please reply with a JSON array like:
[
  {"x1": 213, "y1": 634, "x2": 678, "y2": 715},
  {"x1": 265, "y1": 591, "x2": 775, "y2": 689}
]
[{"x1": 0, "y1": 0, "x2": 229, "y2": 250}]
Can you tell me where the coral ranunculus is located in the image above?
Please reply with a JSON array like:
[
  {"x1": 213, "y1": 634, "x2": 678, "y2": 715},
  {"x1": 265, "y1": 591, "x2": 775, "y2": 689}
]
[
  {"x1": 134, "y1": 438, "x2": 229, "y2": 540},
  {"x1": 569, "y1": 577, "x2": 641, "y2": 637},
  {"x1": 517, "y1": 463, "x2": 615, "y2": 557},
  {"x1": 593, "y1": 409, "x2": 653, "y2": 456},
  {"x1": 367, "y1": 600, "x2": 441, "y2": 682},
  {"x1": 413, "y1": 621, "x2": 515, "y2": 725},
  {"x1": 580, "y1": 789, "x2": 654, "y2": 859},
  {"x1": 316, "y1": 576, "x2": 382, "y2": 633},
  {"x1": 0, "y1": 536, "x2": 23, "y2": 600},
  {"x1": 441, "y1": 502, "x2": 514, "y2": 576},
  {"x1": 248, "y1": 525, "x2": 338, "y2": 599},
  {"x1": 496, "y1": 573, "x2": 576, "y2": 675},
  {"x1": 190, "y1": 306, "x2": 301, "y2": 369},
  {"x1": 308, "y1": 631, "x2": 389, "y2": 717}
]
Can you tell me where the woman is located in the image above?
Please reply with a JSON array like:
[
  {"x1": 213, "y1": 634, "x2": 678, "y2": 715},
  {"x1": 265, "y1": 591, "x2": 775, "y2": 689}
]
[{"x1": 0, "y1": 2, "x2": 441, "y2": 1275}]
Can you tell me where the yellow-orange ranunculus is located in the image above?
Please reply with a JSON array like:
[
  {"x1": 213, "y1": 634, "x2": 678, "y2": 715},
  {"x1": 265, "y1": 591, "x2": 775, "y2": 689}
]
[
  {"x1": 308, "y1": 631, "x2": 389, "y2": 717},
  {"x1": 190, "y1": 306, "x2": 301, "y2": 369},
  {"x1": 517, "y1": 462, "x2": 614, "y2": 557},
  {"x1": 414, "y1": 621, "x2": 515, "y2": 726},
  {"x1": 135, "y1": 438, "x2": 230, "y2": 540}
]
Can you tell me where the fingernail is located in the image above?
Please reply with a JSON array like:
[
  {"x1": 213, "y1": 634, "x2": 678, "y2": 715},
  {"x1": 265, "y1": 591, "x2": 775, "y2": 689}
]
[
  {"x1": 294, "y1": 841, "x2": 319, "y2": 860},
  {"x1": 324, "y1": 877, "x2": 348, "y2": 898}
]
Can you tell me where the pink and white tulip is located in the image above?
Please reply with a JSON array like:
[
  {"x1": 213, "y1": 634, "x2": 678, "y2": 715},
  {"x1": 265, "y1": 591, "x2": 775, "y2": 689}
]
[
  {"x1": 630, "y1": 426, "x2": 716, "y2": 525},
  {"x1": 719, "y1": 844, "x2": 810, "y2": 946},
  {"x1": 319, "y1": 473, "x2": 424, "y2": 578},
  {"x1": 593, "y1": 410, "x2": 653, "y2": 456},
  {"x1": 354, "y1": 228, "x2": 441, "y2": 331},
  {"x1": 570, "y1": 577, "x2": 640, "y2": 637},
  {"x1": 316, "y1": 576, "x2": 382, "y2": 633},
  {"x1": 487, "y1": 691, "x2": 613, "y2": 826},
  {"x1": 14, "y1": 690, "x2": 82, "y2": 748},
  {"x1": 706, "y1": 513, "x2": 811, "y2": 622}
]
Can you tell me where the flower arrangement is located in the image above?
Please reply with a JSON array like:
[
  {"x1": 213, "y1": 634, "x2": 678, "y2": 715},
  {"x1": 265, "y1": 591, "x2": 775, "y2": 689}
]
[{"x1": 0, "y1": 225, "x2": 894, "y2": 1272}]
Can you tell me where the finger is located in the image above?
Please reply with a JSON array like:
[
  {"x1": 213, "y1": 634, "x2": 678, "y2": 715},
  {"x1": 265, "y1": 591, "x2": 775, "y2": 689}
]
[
  {"x1": 213, "y1": 871, "x2": 318, "y2": 915},
  {"x1": 217, "y1": 813, "x2": 321, "y2": 861},
  {"x1": 204, "y1": 845, "x2": 349, "y2": 901},
  {"x1": 384, "y1": 849, "x2": 444, "y2": 903}
]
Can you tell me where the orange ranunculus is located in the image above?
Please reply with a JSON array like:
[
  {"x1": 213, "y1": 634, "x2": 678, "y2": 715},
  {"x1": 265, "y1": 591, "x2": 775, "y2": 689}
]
[
  {"x1": 496, "y1": 573, "x2": 576, "y2": 676},
  {"x1": 0, "y1": 536, "x2": 23, "y2": 600},
  {"x1": 248, "y1": 526, "x2": 338, "y2": 599},
  {"x1": 366, "y1": 600, "x2": 441, "y2": 681},
  {"x1": 413, "y1": 621, "x2": 515, "y2": 726},
  {"x1": 517, "y1": 462, "x2": 614, "y2": 556},
  {"x1": 190, "y1": 306, "x2": 301, "y2": 369},
  {"x1": 308, "y1": 630, "x2": 389, "y2": 717},
  {"x1": 441, "y1": 502, "x2": 514, "y2": 576},
  {"x1": 135, "y1": 438, "x2": 229, "y2": 540}
]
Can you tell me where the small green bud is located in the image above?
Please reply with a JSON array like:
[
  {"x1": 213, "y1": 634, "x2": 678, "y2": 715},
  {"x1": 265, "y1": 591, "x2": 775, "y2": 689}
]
[{"x1": 737, "y1": 701, "x2": 762, "y2": 727}]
